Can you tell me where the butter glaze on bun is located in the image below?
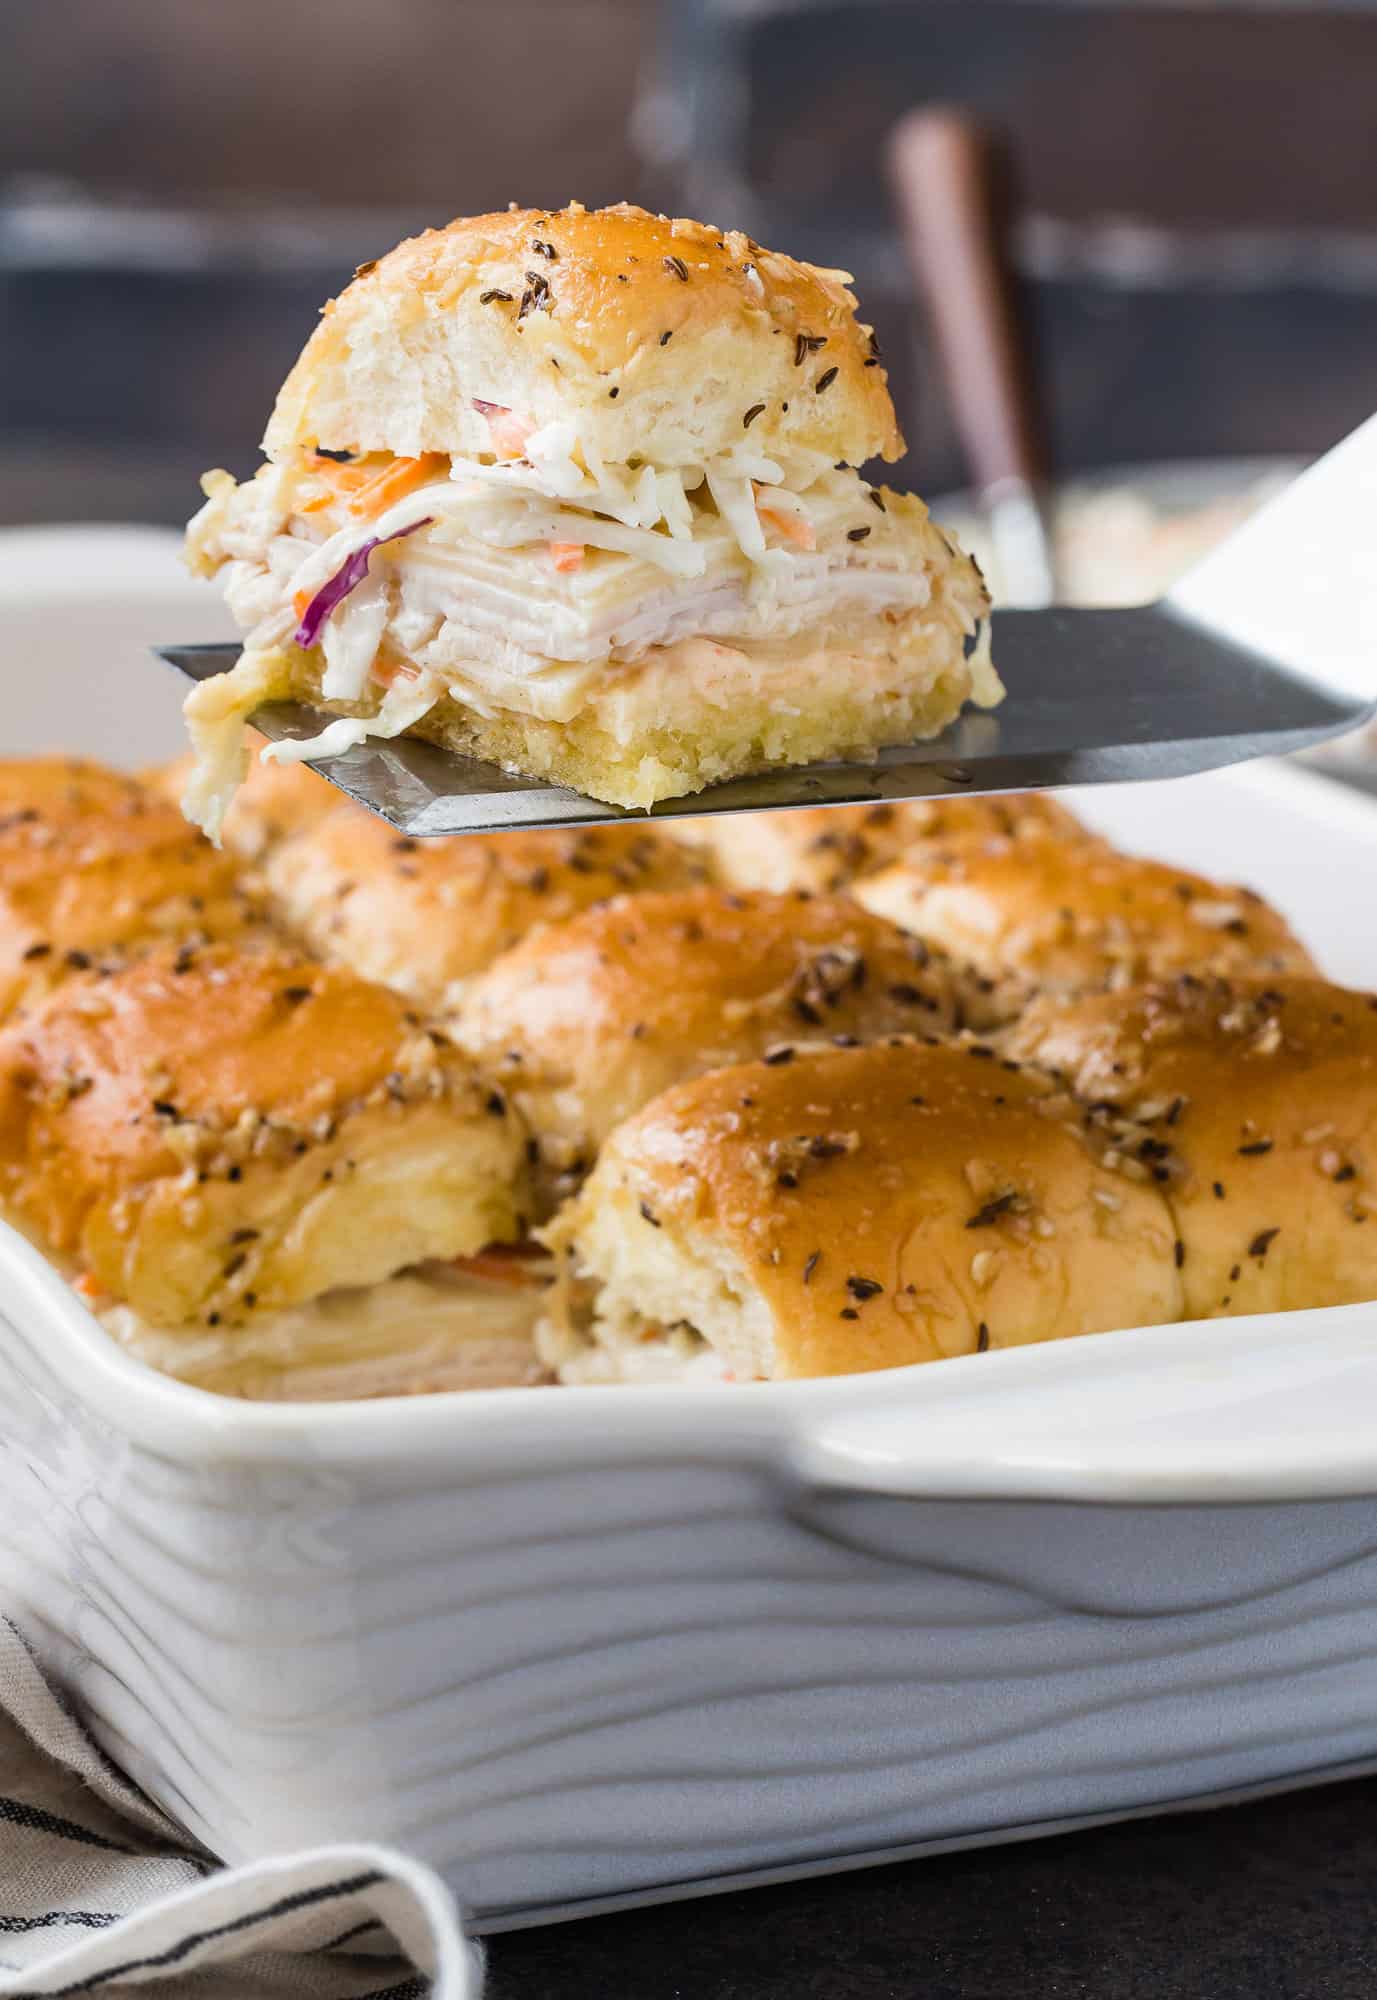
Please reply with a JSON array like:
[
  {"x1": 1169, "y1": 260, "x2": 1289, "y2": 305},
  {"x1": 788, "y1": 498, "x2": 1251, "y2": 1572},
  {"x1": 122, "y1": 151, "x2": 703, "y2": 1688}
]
[
  {"x1": 264, "y1": 203, "x2": 902, "y2": 472},
  {"x1": 541, "y1": 1037, "x2": 1182, "y2": 1381},
  {"x1": 1007, "y1": 974, "x2": 1377, "y2": 1319},
  {"x1": 0, "y1": 946, "x2": 530, "y2": 1327}
]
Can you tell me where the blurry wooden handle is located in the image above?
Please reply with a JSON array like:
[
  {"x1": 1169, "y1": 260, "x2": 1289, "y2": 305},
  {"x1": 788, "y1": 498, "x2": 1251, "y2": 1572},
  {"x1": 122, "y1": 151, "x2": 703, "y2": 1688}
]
[{"x1": 887, "y1": 107, "x2": 1044, "y2": 496}]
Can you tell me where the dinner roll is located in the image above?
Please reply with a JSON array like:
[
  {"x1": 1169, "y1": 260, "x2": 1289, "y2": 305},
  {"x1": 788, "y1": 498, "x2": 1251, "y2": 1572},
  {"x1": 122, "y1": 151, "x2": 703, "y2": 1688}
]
[
  {"x1": 263, "y1": 813, "x2": 712, "y2": 1010},
  {"x1": 0, "y1": 946, "x2": 530, "y2": 1329},
  {"x1": 147, "y1": 738, "x2": 339, "y2": 862},
  {"x1": 0, "y1": 757, "x2": 261, "y2": 1019},
  {"x1": 1007, "y1": 974, "x2": 1377, "y2": 1320},
  {"x1": 669, "y1": 792, "x2": 1086, "y2": 894},
  {"x1": 540, "y1": 1038, "x2": 1182, "y2": 1382},
  {"x1": 855, "y1": 830, "x2": 1316, "y2": 1017},
  {"x1": 457, "y1": 887, "x2": 982, "y2": 1190},
  {"x1": 264, "y1": 203, "x2": 901, "y2": 474}
]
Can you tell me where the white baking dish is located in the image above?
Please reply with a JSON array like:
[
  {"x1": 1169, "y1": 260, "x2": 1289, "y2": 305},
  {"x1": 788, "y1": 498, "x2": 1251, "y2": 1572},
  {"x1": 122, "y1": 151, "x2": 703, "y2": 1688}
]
[{"x1": 5, "y1": 534, "x2": 1377, "y2": 1931}]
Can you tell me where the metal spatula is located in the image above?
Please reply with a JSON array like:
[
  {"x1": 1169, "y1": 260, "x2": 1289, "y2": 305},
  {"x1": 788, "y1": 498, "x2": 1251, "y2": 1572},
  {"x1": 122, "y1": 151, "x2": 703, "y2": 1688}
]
[{"x1": 157, "y1": 413, "x2": 1377, "y2": 838}]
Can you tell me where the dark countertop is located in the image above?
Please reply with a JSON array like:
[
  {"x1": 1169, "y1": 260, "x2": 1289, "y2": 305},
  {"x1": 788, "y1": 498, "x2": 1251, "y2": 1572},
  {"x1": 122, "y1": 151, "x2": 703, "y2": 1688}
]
[{"x1": 487, "y1": 1775, "x2": 1377, "y2": 1999}]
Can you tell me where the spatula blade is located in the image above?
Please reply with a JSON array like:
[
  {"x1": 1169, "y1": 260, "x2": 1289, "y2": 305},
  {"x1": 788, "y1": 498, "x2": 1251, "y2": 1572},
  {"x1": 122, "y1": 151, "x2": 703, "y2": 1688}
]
[{"x1": 156, "y1": 605, "x2": 1372, "y2": 838}]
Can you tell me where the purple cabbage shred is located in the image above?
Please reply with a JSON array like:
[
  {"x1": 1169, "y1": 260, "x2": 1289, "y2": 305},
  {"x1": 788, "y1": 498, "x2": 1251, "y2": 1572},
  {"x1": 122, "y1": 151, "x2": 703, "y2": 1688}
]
[{"x1": 292, "y1": 518, "x2": 431, "y2": 650}]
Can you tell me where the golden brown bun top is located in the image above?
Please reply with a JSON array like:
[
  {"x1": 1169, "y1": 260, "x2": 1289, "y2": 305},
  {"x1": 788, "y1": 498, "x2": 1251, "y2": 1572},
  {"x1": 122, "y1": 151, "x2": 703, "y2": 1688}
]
[
  {"x1": 265, "y1": 811, "x2": 712, "y2": 1008},
  {"x1": 0, "y1": 944, "x2": 471, "y2": 1233},
  {"x1": 1007, "y1": 974, "x2": 1377, "y2": 1113},
  {"x1": 146, "y1": 741, "x2": 339, "y2": 863},
  {"x1": 674, "y1": 792, "x2": 1087, "y2": 894},
  {"x1": 574, "y1": 1037, "x2": 1181, "y2": 1378},
  {"x1": 1006, "y1": 975, "x2": 1377, "y2": 1316},
  {"x1": 0, "y1": 760, "x2": 258, "y2": 1018},
  {"x1": 458, "y1": 886, "x2": 978, "y2": 1166},
  {"x1": 855, "y1": 831, "x2": 1317, "y2": 1002},
  {"x1": 0, "y1": 757, "x2": 149, "y2": 823},
  {"x1": 263, "y1": 202, "x2": 901, "y2": 470}
]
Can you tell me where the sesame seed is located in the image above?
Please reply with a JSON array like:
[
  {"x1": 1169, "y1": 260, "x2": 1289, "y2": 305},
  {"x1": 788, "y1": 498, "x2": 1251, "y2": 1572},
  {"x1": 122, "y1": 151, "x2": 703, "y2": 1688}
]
[
  {"x1": 803, "y1": 1251, "x2": 820, "y2": 1284},
  {"x1": 663, "y1": 255, "x2": 689, "y2": 281},
  {"x1": 659, "y1": 329, "x2": 673, "y2": 346},
  {"x1": 816, "y1": 366, "x2": 839, "y2": 393},
  {"x1": 977, "y1": 1322, "x2": 990, "y2": 1352},
  {"x1": 743, "y1": 403, "x2": 767, "y2": 428},
  {"x1": 639, "y1": 1200, "x2": 661, "y2": 1228},
  {"x1": 847, "y1": 526, "x2": 871, "y2": 542},
  {"x1": 479, "y1": 289, "x2": 514, "y2": 305}
]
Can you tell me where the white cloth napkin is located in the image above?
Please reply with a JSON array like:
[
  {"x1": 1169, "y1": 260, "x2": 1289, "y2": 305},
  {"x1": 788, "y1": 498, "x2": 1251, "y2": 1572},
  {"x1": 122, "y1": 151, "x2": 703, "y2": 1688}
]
[{"x1": 0, "y1": 1621, "x2": 481, "y2": 1997}]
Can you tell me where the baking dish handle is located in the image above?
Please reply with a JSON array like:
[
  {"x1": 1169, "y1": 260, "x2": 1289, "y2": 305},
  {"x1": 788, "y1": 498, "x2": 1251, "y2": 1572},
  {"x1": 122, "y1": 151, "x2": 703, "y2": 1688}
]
[{"x1": 782, "y1": 1305, "x2": 1377, "y2": 1506}]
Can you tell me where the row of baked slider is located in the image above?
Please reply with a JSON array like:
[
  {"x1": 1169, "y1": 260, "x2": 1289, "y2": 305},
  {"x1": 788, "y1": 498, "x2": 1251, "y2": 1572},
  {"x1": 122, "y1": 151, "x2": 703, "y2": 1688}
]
[{"x1": 0, "y1": 751, "x2": 1371, "y2": 1396}]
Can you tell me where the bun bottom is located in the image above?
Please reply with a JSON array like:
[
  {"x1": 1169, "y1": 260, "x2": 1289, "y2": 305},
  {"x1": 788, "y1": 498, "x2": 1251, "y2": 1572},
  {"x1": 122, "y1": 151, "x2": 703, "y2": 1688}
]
[{"x1": 410, "y1": 676, "x2": 976, "y2": 811}]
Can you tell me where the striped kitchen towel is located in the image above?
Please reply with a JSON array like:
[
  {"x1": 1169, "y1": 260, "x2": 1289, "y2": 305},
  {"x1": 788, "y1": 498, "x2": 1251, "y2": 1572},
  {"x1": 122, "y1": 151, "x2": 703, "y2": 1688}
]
[{"x1": 0, "y1": 1621, "x2": 480, "y2": 1997}]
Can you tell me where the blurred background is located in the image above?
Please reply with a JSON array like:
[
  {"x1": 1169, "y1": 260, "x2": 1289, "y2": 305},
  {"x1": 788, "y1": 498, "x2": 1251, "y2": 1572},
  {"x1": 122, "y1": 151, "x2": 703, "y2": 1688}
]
[{"x1": 5, "y1": 0, "x2": 1377, "y2": 532}]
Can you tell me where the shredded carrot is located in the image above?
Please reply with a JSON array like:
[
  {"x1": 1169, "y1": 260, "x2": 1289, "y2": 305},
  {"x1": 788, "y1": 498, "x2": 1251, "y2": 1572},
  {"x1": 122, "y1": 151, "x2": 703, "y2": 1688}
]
[
  {"x1": 292, "y1": 588, "x2": 313, "y2": 622},
  {"x1": 549, "y1": 541, "x2": 585, "y2": 573},
  {"x1": 451, "y1": 1245, "x2": 549, "y2": 1289},
  {"x1": 346, "y1": 453, "x2": 447, "y2": 520},
  {"x1": 371, "y1": 654, "x2": 420, "y2": 688},
  {"x1": 476, "y1": 406, "x2": 534, "y2": 461},
  {"x1": 757, "y1": 502, "x2": 816, "y2": 551},
  {"x1": 300, "y1": 462, "x2": 373, "y2": 512},
  {"x1": 74, "y1": 1272, "x2": 107, "y2": 1302}
]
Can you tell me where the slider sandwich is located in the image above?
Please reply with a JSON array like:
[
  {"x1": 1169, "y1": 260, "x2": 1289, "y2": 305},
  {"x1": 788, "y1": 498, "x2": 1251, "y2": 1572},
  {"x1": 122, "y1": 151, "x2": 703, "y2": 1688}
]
[
  {"x1": 855, "y1": 830, "x2": 1316, "y2": 1020},
  {"x1": 670, "y1": 791, "x2": 1086, "y2": 895},
  {"x1": 456, "y1": 885, "x2": 982, "y2": 1197},
  {"x1": 1008, "y1": 974, "x2": 1377, "y2": 1320},
  {"x1": 0, "y1": 947, "x2": 542, "y2": 1397},
  {"x1": 182, "y1": 202, "x2": 998, "y2": 835},
  {"x1": 0, "y1": 757, "x2": 261, "y2": 1019},
  {"x1": 261, "y1": 813, "x2": 712, "y2": 1012},
  {"x1": 540, "y1": 1037, "x2": 1183, "y2": 1384}
]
